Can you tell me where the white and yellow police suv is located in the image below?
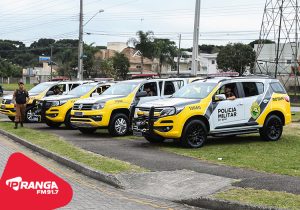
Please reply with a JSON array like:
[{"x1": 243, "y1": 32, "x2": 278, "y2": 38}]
[
  {"x1": 70, "y1": 78, "x2": 189, "y2": 136},
  {"x1": 38, "y1": 82, "x2": 113, "y2": 129},
  {"x1": 0, "y1": 81, "x2": 87, "y2": 123},
  {"x1": 133, "y1": 77, "x2": 291, "y2": 148}
]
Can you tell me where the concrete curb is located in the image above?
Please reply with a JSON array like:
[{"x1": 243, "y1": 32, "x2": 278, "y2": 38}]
[
  {"x1": 0, "y1": 129, "x2": 124, "y2": 189},
  {"x1": 180, "y1": 197, "x2": 283, "y2": 210}
]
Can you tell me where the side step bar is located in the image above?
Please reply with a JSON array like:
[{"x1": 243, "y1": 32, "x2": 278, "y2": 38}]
[{"x1": 210, "y1": 129, "x2": 259, "y2": 137}]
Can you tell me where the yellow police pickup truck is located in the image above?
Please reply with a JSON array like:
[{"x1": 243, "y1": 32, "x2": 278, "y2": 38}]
[
  {"x1": 0, "y1": 81, "x2": 90, "y2": 123},
  {"x1": 71, "y1": 78, "x2": 189, "y2": 136},
  {"x1": 38, "y1": 82, "x2": 113, "y2": 129},
  {"x1": 133, "y1": 77, "x2": 291, "y2": 148}
]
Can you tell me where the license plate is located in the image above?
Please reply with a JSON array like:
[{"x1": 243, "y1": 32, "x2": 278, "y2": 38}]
[
  {"x1": 1, "y1": 105, "x2": 5, "y2": 109},
  {"x1": 74, "y1": 112, "x2": 83, "y2": 117},
  {"x1": 133, "y1": 131, "x2": 143, "y2": 137}
]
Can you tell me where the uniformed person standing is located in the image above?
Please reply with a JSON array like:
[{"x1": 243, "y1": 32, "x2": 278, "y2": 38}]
[{"x1": 13, "y1": 81, "x2": 29, "y2": 129}]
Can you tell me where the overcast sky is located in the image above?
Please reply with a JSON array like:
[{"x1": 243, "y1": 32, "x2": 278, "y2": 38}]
[{"x1": 0, "y1": 0, "x2": 266, "y2": 48}]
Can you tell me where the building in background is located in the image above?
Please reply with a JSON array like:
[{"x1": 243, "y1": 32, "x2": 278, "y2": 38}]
[
  {"x1": 22, "y1": 62, "x2": 57, "y2": 84},
  {"x1": 160, "y1": 51, "x2": 219, "y2": 76},
  {"x1": 255, "y1": 43, "x2": 300, "y2": 75}
]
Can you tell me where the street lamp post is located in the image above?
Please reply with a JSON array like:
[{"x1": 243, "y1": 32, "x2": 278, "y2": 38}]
[{"x1": 77, "y1": 0, "x2": 104, "y2": 80}]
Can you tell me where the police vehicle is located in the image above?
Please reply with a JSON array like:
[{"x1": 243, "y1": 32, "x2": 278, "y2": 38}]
[
  {"x1": 37, "y1": 82, "x2": 114, "y2": 129},
  {"x1": 133, "y1": 77, "x2": 291, "y2": 148},
  {"x1": 0, "y1": 81, "x2": 91, "y2": 123},
  {"x1": 71, "y1": 78, "x2": 189, "y2": 136}
]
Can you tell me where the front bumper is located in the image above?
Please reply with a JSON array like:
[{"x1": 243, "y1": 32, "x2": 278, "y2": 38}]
[
  {"x1": 70, "y1": 110, "x2": 110, "y2": 128},
  {"x1": 44, "y1": 105, "x2": 70, "y2": 123},
  {"x1": 132, "y1": 106, "x2": 181, "y2": 139},
  {"x1": 0, "y1": 104, "x2": 16, "y2": 116}
]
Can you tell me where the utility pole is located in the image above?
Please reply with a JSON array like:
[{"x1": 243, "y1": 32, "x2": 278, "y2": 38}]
[
  {"x1": 50, "y1": 46, "x2": 53, "y2": 81},
  {"x1": 77, "y1": 0, "x2": 84, "y2": 80},
  {"x1": 191, "y1": 0, "x2": 201, "y2": 76},
  {"x1": 177, "y1": 34, "x2": 182, "y2": 77},
  {"x1": 294, "y1": 0, "x2": 299, "y2": 100}
]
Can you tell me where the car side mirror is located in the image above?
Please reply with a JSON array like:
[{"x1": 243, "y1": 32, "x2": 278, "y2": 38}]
[
  {"x1": 136, "y1": 91, "x2": 148, "y2": 98},
  {"x1": 91, "y1": 93, "x2": 99, "y2": 97},
  {"x1": 214, "y1": 94, "x2": 226, "y2": 102},
  {"x1": 46, "y1": 91, "x2": 54, "y2": 96}
]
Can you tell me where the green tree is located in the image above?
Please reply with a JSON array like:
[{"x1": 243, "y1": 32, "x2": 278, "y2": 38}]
[
  {"x1": 128, "y1": 31, "x2": 155, "y2": 73},
  {"x1": 154, "y1": 38, "x2": 177, "y2": 76},
  {"x1": 0, "y1": 59, "x2": 22, "y2": 77},
  {"x1": 217, "y1": 43, "x2": 256, "y2": 75},
  {"x1": 112, "y1": 53, "x2": 130, "y2": 80},
  {"x1": 100, "y1": 59, "x2": 114, "y2": 78},
  {"x1": 249, "y1": 39, "x2": 275, "y2": 48}
]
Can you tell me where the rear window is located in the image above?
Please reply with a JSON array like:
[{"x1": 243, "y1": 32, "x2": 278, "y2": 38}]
[
  {"x1": 242, "y1": 82, "x2": 264, "y2": 97},
  {"x1": 270, "y1": 82, "x2": 286, "y2": 94}
]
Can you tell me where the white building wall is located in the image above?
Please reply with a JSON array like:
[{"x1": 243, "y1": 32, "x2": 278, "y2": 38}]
[{"x1": 255, "y1": 43, "x2": 300, "y2": 75}]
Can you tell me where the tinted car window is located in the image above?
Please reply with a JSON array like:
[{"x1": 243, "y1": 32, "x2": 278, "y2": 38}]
[
  {"x1": 270, "y1": 82, "x2": 286, "y2": 94},
  {"x1": 242, "y1": 82, "x2": 260, "y2": 97},
  {"x1": 164, "y1": 81, "x2": 176, "y2": 95}
]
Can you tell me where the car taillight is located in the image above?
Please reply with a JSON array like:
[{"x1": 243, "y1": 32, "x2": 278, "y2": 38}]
[{"x1": 284, "y1": 96, "x2": 290, "y2": 102}]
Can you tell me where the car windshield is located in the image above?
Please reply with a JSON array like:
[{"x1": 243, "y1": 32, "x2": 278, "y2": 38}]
[
  {"x1": 28, "y1": 83, "x2": 54, "y2": 94},
  {"x1": 172, "y1": 82, "x2": 217, "y2": 99},
  {"x1": 102, "y1": 82, "x2": 139, "y2": 96},
  {"x1": 67, "y1": 84, "x2": 95, "y2": 97}
]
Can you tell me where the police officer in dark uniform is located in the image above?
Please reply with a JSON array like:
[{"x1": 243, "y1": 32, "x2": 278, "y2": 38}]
[{"x1": 13, "y1": 81, "x2": 29, "y2": 129}]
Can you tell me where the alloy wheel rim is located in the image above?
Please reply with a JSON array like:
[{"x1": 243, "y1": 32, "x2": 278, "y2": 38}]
[
  {"x1": 115, "y1": 118, "x2": 127, "y2": 135},
  {"x1": 27, "y1": 109, "x2": 35, "y2": 122},
  {"x1": 187, "y1": 125, "x2": 205, "y2": 147},
  {"x1": 267, "y1": 119, "x2": 282, "y2": 139}
]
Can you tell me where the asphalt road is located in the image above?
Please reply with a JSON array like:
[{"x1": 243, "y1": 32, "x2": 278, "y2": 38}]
[{"x1": 16, "y1": 121, "x2": 300, "y2": 195}]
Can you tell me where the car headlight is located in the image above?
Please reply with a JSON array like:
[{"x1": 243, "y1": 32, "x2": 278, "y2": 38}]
[
  {"x1": 51, "y1": 101, "x2": 60, "y2": 107},
  {"x1": 160, "y1": 107, "x2": 176, "y2": 118},
  {"x1": 59, "y1": 100, "x2": 68, "y2": 106},
  {"x1": 92, "y1": 103, "x2": 105, "y2": 110}
]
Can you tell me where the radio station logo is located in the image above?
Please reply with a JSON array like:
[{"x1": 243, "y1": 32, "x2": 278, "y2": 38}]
[
  {"x1": 6, "y1": 176, "x2": 59, "y2": 195},
  {"x1": 0, "y1": 153, "x2": 73, "y2": 210}
]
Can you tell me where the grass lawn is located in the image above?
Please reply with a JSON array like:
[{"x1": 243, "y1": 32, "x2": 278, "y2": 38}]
[
  {"x1": 161, "y1": 123, "x2": 300, "y2": 177},
  {"x1": 2, "y1": 83, "x2": 35, "y2": 91},
  {"x1": 214, "y1": 188, "x2": 300, "y2": 210},
  {"x1": 0, "y1": 122, "x2": 145, "y2": 174}
]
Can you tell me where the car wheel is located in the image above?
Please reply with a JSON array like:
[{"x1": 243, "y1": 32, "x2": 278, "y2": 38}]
[
  {"x1": 8, "y1": 116, "x2": 15, "y2": 122},
  {"x1": 65, "y1": 110, "x2": 76, "y2": 129},
  {"x1": 78, "y1": 128, "x2": 97, "y2": 134},
  {"x1": 259, "y1": 115, "x2": 283, "y2": 141},
  {"x1": 144, "y1": 133, "x2": 165, "y2": 143},
  {"x1": 25, "y1": 107, "x2": 38, "y2": 123},
  {"x1": 108, "y1": 113, "x2": 129, "y2": 136},
  {"x1": 45, "y1": 119, "x2": 62, "y2": 128},
  {"x1": 181, "y1": 119, "x2": 207, "y2": 148}
]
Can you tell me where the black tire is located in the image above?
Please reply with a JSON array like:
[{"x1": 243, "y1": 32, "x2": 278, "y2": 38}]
[
  {"x1": 108, "y1": 113, "x2": 129, "y2": 136},
  {"x1": 78, "y1": 127, "x2": 97, "y2": 134},
  {"x1": 259, "y1": 115, "x2": 283, "y2": 141},
  {"x1": 45, "y1": 119, "x2": 62, "y2": 128},
  {"x1": 181, "y1": 119, "x2": 207, "y2": 148},
  {"x1": 144, "y1": 133, "x2": 165, "y2": 143},
  {"x1": 8, "y1": 116, "x2": 15, "y2": 122},
  {"x1": 64, "y1": 110, "x2": 76, "y2": 129},
  {"x1": 25, "y1": 106, "x2": 38, "y2": 123}
]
